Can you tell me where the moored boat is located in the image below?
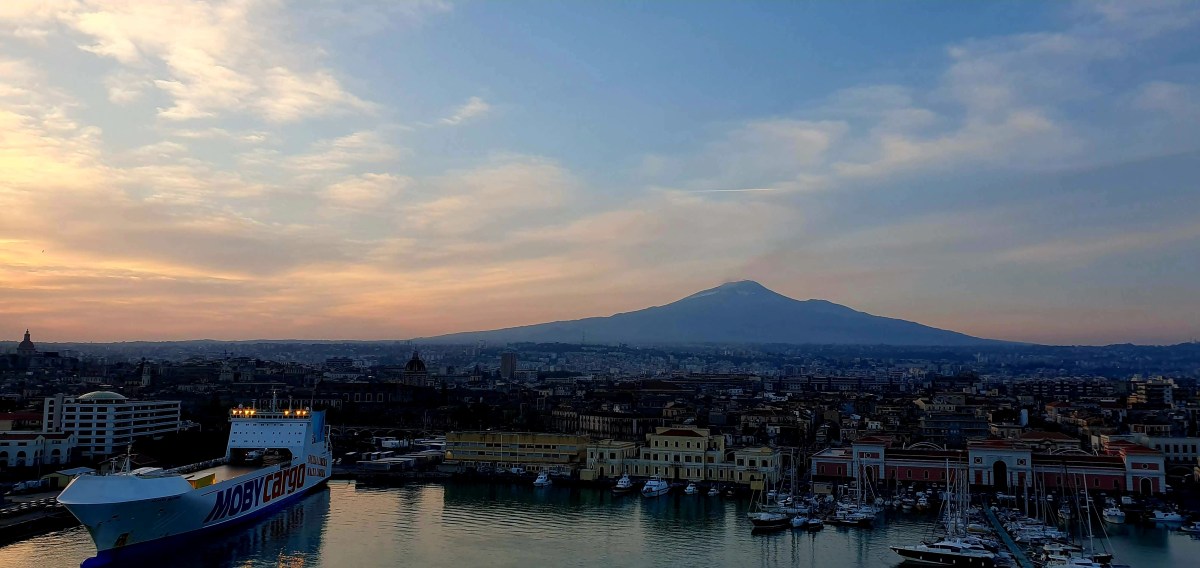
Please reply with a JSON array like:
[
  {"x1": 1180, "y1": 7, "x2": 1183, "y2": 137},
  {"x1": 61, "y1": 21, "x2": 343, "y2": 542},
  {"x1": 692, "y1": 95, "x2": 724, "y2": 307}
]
[
  {"x1": 612, "y1": 474, "x2": 634, "y2": 495},
  {"x1": 58, "y1": 401, "x2": 332, "y2": 566},
  {"x1": 641, "y1": 476, "x2": 670, "y2": 498},
  {"x1": 684, "y1": 482, "x2": 698, "y2": 495},
  {"x1": 533, "y1": 471, "x2": 552, "y2": 487}
]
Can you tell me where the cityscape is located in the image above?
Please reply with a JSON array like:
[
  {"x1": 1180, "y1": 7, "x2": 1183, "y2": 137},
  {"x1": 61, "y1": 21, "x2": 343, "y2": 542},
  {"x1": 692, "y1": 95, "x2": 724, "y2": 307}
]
[{"x1": 2, "y1": 1, "x2": 1200, "y2": 568}]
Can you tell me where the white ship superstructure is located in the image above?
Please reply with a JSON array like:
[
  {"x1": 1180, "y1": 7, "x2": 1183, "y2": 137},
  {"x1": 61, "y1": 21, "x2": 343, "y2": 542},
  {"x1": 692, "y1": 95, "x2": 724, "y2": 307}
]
[{"x1": 58, "y1": 401, "x2": 332, "y2": 565}]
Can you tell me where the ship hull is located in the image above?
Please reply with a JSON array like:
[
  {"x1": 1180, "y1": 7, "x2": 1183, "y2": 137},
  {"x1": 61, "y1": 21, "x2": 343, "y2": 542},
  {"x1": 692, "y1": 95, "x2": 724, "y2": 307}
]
[
  {"x1": 891, "y1": 546, "x2": 995, "y2": 567},
  {"x1": 60, "y1": 407, "x2": 334, "y2": 567},
  {"x1": 64, "y1": 453, "x2": 331, "y2": 565},
  {"x1": 81, "y1": 478, "x2": 329, "y2": 568}
]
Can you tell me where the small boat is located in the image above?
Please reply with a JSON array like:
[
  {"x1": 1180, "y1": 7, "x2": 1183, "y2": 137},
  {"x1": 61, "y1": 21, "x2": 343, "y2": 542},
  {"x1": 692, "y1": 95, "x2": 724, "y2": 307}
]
[
  {"x1": 641, "y1": 476, "x2": 670, "y2": 498},
  {"x1": 1151, "y1": 510, "x2": 1185, "y2": 523},
  {"x1": 509, "y1": 466, "x2": 524, "y2": 475},
  {"x1": 707, "y1": 486, "x2": 720, "y2": 497},
  {"x1": 612, "y1": 474, "x2": 634, "y2": 495},
  {"x1": 1178, "y1": 522, "x2": 1200, "y2": 534},
  {"x1": 533, "y1": 471, "x2": 552, "y2": 487},
  {"x1": 749, "y1": 511, "x2": 790, "y2": 530},
  {"x1": 916, "y1": 495, "x2": 929, "y2": 511},
  {"x1": 1101, "y1": 506, "x2": 1125, "y2": 524},
  {"x1": 684, "y1": 482, "x2": 699, "y2": 495},
  {"x1": 791, "y1": 516, "x2": 823, "y2": 531}
]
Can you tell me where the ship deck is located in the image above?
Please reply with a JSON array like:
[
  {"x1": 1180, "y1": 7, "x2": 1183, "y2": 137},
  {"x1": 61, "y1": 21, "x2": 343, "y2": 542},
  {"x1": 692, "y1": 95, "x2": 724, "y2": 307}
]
[{"x1": 185, "y1": 464, "x2": 261, "y2": 485}]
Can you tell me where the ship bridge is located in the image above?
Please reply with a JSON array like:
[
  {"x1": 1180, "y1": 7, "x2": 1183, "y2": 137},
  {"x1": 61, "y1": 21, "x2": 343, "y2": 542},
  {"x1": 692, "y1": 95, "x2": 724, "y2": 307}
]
[{"x1": 226, "y1": 406, "x2": 323, "y2": 462}]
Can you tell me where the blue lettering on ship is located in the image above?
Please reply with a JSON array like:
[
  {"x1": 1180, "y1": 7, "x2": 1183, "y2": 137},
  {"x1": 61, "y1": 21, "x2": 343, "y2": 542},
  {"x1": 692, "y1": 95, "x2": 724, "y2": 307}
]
[{"x1": 203, "y1": 464, "x2": 306, "y2": 524}]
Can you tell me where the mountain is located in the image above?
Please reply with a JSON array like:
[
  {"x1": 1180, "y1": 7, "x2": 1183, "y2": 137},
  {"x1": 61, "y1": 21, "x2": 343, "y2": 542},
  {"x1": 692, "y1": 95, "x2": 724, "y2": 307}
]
[{"x1": 419, "y1": 280, "x2": 1006, "y2": 346}]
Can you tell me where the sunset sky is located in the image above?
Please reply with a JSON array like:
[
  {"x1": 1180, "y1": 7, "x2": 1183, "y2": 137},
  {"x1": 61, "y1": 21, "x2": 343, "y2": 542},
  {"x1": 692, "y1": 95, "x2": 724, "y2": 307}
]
[{"x1": 2, "y1": 1, "x2": 1198, "y2": 345}]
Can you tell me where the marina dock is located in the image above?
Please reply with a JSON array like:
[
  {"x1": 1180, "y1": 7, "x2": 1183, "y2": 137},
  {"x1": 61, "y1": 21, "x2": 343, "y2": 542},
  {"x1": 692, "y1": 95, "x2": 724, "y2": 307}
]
[{"x1": 982, "y1": 506, "x2": 1035, "y2": 568}]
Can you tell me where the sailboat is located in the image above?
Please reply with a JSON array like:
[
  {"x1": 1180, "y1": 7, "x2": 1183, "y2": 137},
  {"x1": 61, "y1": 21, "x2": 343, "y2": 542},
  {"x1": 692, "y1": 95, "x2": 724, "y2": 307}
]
[
  {"x1": 1042, "y1": 474, "x2": 1115, "y2": 568},
  {"x1": 891, "y1": 460, "x2": 997, "y2": 567},
  {"x1": 748, "y1": 471, "x2": 790, "y2": 531}
]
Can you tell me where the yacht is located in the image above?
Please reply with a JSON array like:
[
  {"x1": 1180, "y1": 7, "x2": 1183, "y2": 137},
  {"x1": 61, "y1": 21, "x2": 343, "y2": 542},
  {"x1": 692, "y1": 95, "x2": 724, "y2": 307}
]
[
  {"x1": 641, "y1": 476, "x2": 670, "y2": 498},
  {"x1": 1178, "y1": 521, "x2": 1200, "y2": 534},
  {"x1": 684, "y1": 482, "x2": 698, "y2": 495},
  {"x1": 533, "y1": 471, "x2": 552, "y2": 487},
  {"x1": 612, "y1": 474, "x2": 634, "y2": 495},
  {"x1": 1151, "y1": 509, "x2": 1184, "y2": 523},
  {"x1": 916, "y1": 495, "x2": 930, "y2": 511},
  {"x1": 707, "y1": 485, "x2": 720, "y2": 497},
  {"x1": 890, "y1": 540, "x2": 997, "y2": 567},
  {"x1": 1101, "y1": 505, "x2": 1125, "y2": 524}
]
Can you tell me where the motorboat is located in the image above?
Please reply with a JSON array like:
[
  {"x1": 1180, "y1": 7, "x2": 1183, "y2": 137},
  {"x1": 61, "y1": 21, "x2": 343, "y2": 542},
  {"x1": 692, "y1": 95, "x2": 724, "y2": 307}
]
[
  {"x1": 707, "y1": 486, "x2": 720, "y2": 497},
  {"x1": 791, "y1": 516, "x2": 823, "y2": 531},
  {"x1": 1178, "y1": 521, "x2": 1200, "y2": 534},
  {"x1": 509, "y1": 466, "x2": 524, "y2": 475},
  {"x1": 612, "y1": 474, "x2": 634, "y2": 495},
  {"x1": 916, "y1": 495, "x2": 930, "y2": 511},
  {"x1": 533, "y1": 471, "x2": 552, "y2": 487},
  {"x1": 684, "y1": 482, "x2": 699, "y2": 495},
  {"x1": 890, "y1": 540, "x2": 996, "y2": 567},
  {"x1": 641, "y1": 476, "x2": 670, "y2": 498},
  {"x1": 1101, "y1": 506, "x2": 1125, "y2": 524},
  {"x1": 1151, "y1": 510, "x2": 1185, "y2": 523}
]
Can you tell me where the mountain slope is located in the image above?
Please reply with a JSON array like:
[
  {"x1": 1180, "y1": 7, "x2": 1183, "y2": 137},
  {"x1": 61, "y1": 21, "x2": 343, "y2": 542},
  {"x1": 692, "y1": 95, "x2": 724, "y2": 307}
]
[{"x1": 419, "y1": 281, "x2": 1004, "y2": 346}]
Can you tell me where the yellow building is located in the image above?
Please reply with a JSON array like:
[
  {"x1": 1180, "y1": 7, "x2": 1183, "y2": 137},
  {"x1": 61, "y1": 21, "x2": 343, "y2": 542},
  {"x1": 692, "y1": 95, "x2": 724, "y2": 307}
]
[
  {"x1": 625, "y1": 426, "x2": 781, "y2": 486},
  {"x1": 444, "y1": 431, "x2": 590, "y2": 473},
  {"x1": 581, "y1": 439, "x2": 640, "y2": 480}
]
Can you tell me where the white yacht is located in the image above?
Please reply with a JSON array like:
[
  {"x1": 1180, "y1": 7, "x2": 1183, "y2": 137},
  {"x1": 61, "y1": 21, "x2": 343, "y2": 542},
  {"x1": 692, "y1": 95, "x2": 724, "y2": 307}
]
[
  {"x1": 1101, "y1": 505, "x2": 1125, "y2": 524},
  {"x1": 707, "y1": 485, "x2": 719, "y2": 497},
  {"x1": 1151, "y1": 509, "x2": 1184, "y2": 523},
  {"x1": 533, "y1": 471, "x2": 552, "y2": 487},
  {"x1": 684, "y1": 482, "x2": 698, "y2": 495},
  {"x1": 641, "y1": 476, "x2": 670, "y2": 498},
  {"x1": 612, "y1": 474, "x2": 634, "y2": 495}
]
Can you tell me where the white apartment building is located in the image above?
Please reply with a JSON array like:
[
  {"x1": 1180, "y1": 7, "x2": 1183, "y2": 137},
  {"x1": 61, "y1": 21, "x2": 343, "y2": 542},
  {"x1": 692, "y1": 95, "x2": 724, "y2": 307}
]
[{"x1": 44, "y1": 391, "x2": 181, "y2": 458}]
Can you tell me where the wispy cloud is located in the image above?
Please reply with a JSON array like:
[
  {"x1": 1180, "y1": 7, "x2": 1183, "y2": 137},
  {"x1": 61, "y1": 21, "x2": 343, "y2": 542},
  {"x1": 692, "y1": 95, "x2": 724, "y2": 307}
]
[{"x1": 440, "y1": 96, "x2": 491, "y2": 125}]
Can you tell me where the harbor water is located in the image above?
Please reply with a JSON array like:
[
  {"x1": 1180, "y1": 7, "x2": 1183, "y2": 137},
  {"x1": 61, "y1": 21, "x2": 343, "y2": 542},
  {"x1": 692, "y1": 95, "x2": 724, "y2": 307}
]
[{"x1": 1, "y1": 481, "x2": 1197, "y2": 567}]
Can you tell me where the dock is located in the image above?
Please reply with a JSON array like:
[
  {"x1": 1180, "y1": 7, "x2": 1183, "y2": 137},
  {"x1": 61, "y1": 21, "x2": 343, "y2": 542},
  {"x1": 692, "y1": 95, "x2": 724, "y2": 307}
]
[{"x1": 983, "y1": 506, "x2": 1035, "y2": 568}]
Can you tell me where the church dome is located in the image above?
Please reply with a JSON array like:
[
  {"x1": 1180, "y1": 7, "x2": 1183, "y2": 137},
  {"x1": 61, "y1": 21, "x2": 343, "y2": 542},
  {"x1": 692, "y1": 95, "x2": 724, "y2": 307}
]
[
  {"x1": 16, "y1": 329, "x2": 35, "y2": 354},
  {"x1": 404, "y1": 351, "x2": 427, "y2": 373},
  {"x1": 78, "y1": 391, "x2": 128, "y2": 402}
]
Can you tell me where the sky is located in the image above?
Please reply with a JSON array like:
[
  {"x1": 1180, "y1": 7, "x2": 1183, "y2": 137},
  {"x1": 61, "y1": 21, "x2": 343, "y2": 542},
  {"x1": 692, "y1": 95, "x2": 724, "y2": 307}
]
[{"x1": 1, "y1": 1, "x2": 1199, "y2": 346}]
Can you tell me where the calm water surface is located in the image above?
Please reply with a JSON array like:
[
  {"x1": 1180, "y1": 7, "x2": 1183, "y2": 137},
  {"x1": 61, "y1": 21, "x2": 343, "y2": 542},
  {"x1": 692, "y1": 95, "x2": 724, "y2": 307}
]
[{"x1": 1, "y1": 481, "x2": 1196, "y2": 567}]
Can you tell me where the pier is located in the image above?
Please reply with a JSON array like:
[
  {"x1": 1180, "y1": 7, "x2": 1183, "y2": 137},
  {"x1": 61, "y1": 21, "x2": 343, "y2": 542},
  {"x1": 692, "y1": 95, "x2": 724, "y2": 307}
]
[{"x1": 982, "y1": 506, "x2": 1035, "y2": 568}]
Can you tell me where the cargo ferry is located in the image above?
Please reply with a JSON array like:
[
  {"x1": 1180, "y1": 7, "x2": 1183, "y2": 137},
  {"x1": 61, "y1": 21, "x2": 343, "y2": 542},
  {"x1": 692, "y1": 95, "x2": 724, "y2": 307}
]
[{"x1": 58, "y1": 399, "x2": 332, "y2": 566}]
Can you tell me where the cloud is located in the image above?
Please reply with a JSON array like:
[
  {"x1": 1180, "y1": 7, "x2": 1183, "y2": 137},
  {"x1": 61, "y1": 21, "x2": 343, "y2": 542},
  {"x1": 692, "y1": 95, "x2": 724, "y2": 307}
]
[
  {"x1": 439, "y1": 96, "x2": 491, "y2": 125},
  {"x1": 284, "y1": 131, "x2": 404, "y2": 173},
  {"x1": 0, "y1": 1, "x2": 377, "y2": 123},
  {"x1": 323, "y1": 173, "x2": 411, "y2": 211}
]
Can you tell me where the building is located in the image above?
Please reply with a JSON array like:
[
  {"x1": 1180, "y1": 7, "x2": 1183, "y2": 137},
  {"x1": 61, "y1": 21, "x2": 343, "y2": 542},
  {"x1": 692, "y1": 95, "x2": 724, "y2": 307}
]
[
  {"x1": 1128, "y1": 377, "x2": 1175, "y2": 408},
  {"x1": 16, "y1": 329, "x2": 36, "y2": 357},
  {"x1": 623, "y1": 426, "x2": 782, "y2": 487},
  {"x1": 43, "y1": 391, "x2": 181, "y2": 458},
  {"x1": 401, "y1": 351, "x2": 431, "y2": 387},
  {"x1": 0, "y1": 411, "x2": 43, "y2": 431},
  {"x1": 443, "y1": 431, "x2": 590, "y2": 473},
  {"x1": 0, "y1": 431, "x2": 75, "y2": 469},
  {"x1": 500, "y1": 352, "x2": 518, "y2": 380},
  {"x1": 41, "y1": 466, "x2": 96, "y2": 489},
  {"x1": 582, "y1": 439, "x2": 640, "y2": 479},
  {"x1": 811, "y1": 435, "x2": 1167, "y2": 495}
]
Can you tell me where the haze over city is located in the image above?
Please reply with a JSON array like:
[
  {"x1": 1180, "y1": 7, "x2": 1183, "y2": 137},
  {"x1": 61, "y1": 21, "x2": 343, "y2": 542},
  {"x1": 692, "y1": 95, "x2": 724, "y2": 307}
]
[{"x1": 2, "y1": 1, "x2": 1199, "y2": 345}]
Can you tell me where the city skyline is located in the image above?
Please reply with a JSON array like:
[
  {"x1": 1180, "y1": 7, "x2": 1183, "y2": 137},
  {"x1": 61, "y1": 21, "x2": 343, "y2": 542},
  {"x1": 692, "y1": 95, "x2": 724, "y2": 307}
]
[{"x1": 2, "y1": 1, "x2": 1200, "y2": 345}]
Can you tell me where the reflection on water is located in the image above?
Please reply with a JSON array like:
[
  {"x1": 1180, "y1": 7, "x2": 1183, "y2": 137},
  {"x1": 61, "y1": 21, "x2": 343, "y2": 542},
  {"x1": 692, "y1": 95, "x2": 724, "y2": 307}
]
[{"x1": 1, "y1": 481, "x2": 1197, "y2": 568}]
